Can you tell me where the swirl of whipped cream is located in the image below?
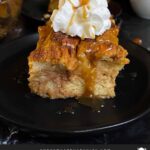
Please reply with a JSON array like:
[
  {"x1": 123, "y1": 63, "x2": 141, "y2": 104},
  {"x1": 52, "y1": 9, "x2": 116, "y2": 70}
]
[{"x1": 51, "y1": 0, "x2": 111, "y2": 39}]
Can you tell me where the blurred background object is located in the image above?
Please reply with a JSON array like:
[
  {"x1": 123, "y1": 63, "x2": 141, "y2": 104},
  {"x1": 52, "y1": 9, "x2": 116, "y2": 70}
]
[
  {"x1": 0, "y1": 0, "x2": 22, "y2": 39},
  {"x1": 22, "y1": 0, "x2": 49, "y2": 22},
  {"x1": 130, "y1": 0, "x2": 150, "y2": 20}
]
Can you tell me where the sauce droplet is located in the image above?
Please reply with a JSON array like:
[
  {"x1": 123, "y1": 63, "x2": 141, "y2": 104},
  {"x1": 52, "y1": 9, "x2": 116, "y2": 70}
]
[{"x1": 132, "y1": 37, "x2": 143, "y2": 46}]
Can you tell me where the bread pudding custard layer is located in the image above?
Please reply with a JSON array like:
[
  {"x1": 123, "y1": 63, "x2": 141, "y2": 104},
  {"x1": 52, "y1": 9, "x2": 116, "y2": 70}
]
[{"x1": 28, "y1": 23, "x2": 129, "y2": 99}]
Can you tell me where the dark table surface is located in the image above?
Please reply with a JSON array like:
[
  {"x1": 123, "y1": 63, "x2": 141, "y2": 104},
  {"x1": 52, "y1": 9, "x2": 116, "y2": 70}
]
[{"x1": 0, "y1": 0, "x2": 150, "y2": 144}]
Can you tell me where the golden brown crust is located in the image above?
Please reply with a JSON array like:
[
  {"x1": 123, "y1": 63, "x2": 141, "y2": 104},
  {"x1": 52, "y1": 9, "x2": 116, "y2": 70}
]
[
  {"x1": 29, "y1": 25, "x2": 129, "y2": 71},
  {"x1": 29, "y1": 25, "x2": 80, "y2": 70}
]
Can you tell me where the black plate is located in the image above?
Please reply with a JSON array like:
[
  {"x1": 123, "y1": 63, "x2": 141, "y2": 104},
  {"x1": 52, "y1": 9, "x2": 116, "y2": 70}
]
[
  {"x1": 22, "y1": 0, "x2": 122, "y2": 22},
  {"x1": 0, "y1": 34, "x2": 150, "y2": 136}
]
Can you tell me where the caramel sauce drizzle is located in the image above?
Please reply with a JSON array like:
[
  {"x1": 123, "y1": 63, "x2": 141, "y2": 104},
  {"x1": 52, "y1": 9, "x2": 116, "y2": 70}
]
[
  {"x1": 80, "y1": 64, "x2": 96, "y2": 98},
  {"x1": 80, "y1": 0, "x2": 89, "y2": 6},
  {"x1": 80, "y1": 0, "x2": 89, "y2": 19},
  {"x1": 66, "y1": 0, "x2": 89, "y2": 35},
  {"x1": 77, "y1": 44, "x2": 96, "y2": 98},
  {"x1": 66, "y1": 12, "x2": 75, "y2": 33},
  {"x1": 82, "y1": 5, "x2": 88, "y2": 19}
]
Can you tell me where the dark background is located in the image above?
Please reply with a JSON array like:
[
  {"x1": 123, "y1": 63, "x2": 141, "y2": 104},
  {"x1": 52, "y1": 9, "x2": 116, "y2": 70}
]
[{"x1": 0, "y1": 0, "x2": 150, "y2": 144}]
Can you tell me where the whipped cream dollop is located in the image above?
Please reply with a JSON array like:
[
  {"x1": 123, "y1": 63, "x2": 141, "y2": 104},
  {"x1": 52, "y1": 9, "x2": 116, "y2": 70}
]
[{"x1": 50, "y1": 0, "x2": 111, "y2": 39}]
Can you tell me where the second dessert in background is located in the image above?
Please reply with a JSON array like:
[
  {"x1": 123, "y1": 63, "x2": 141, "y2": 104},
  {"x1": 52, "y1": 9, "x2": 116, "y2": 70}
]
[{"x1": 0, "y1": 0, "x2": 22, "y2": 39}]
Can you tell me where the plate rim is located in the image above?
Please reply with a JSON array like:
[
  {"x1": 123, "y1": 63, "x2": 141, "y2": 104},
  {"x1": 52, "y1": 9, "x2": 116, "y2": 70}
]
[{"x1": 0, "y1": 106, "x2": 150, "y2": 135}]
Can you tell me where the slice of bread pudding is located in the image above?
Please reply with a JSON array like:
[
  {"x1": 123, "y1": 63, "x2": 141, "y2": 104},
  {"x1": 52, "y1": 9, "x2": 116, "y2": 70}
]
[{"x1": 28, "y1": 23, "x2": 129, "y2": 99}]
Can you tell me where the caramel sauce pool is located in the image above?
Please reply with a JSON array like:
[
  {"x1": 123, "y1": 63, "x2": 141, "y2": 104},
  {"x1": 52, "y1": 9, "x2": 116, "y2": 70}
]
[
  {"x1": 60, "y1": 98, "x2": 105, "y2": 114},
  {"x1": 77, "y1": 97, "x2": 105, "y2": 111}
]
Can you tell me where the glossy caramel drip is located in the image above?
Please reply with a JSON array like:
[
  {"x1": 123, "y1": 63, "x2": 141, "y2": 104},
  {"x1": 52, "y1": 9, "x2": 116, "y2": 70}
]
[
  {"x1": 80, "y1": 0, "x2": 89, "y2": 6},
  {"x1": 82, "y1": 5, "x2": 88, "y2": 19},
  {"x1": 77, "y1": 52, "x2": 96, "y2": 97},
  {"x1": 80, "y1": 0, "x2": 89, "y2": 21},
  {"x1": 66, "y1": 0, "x2": 89, "y2": 34},
  {"x1": 66, "y1": 12, "x2": 75, "y2": 33}
]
